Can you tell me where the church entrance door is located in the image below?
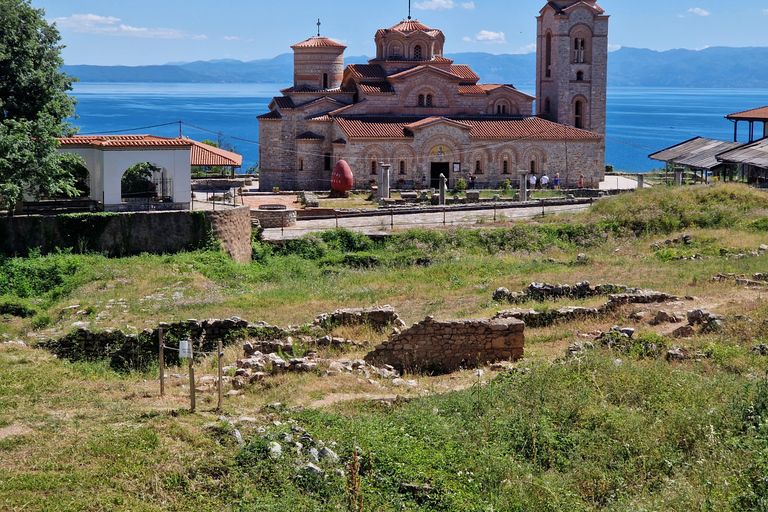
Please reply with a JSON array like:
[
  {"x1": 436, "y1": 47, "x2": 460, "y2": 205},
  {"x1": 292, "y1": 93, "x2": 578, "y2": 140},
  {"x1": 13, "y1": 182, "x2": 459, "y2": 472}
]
[{"x1": 430, "y1": 162, "x2": 449, "y2": 189}]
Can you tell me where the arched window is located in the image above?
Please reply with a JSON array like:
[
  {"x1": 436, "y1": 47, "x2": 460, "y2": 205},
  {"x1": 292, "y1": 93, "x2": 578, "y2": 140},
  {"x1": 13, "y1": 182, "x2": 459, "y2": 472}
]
[
  {"x1": 371, "y1": 160, "x2": 377, "y2": 175},
  {"x1": 576, "y1": 71, "x2": 584, "y2": 81},
  {"x1": 418, "y1": 94, "x2": 425, "y2": 107},
  {"x1": 544, "y1": 98, "x2": 551, "y2": 113},
  {"x1": 323, "y1": 73, "x2": 328, "y2": 89},
  {"x1": 399, "y1": 160, "x2": 406, "y2": 174},
  {"x1": 414, "y1": 45, "x2": 422, "y2": 59},
  {"x1": 574, "y1": 100, "x2": 584, "y2": 129},
  {"x1": 475, "y1": 160, "x2": 482, "y2": 174},
  {"x1": 497, "y1": 104, "x2": 506, "y2": 114},
  {"x1": 502, "y1": 160, "x2": 509, "y2": 174},
  {"x1": 530, "y1": 160, "x2": 536, "y2": 173},
  {"x1": 573, "y1": 37, "x2": 585, "y2": 63},
  {"x1": 545, "y1": 33, "x2": 552, "y2": 78},
  {"x1": 426, "y1": 94, "x2": 433, "y2": 107},
  {"x1": 299, "y1": 158, "x2": 304, "y2": 171}
]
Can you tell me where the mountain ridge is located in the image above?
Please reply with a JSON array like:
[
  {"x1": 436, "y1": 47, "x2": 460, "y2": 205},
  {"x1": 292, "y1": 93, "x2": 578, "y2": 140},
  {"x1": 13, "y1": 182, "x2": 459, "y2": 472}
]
[{"x1": 62, "y1": 46, "x2": 768, "y2": 88}]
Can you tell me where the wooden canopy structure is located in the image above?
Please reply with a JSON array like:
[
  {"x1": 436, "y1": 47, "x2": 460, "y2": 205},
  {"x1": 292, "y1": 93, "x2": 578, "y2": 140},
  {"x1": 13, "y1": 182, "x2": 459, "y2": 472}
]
[
  {"x1": 189, "y1": 140, "x2": 243, "y2": 176},
  {"x1": 716, "y1": 136, "x2": 768, "y2": 186}
]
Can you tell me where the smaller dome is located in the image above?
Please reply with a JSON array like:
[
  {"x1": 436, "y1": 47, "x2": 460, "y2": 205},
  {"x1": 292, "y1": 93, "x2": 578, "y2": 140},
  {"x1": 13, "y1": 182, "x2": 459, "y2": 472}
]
[
  {"x1": 387, "y1": 19, "x2": 434, "y2": 34},
  {"x1": 331, "y1": 159, "x2": 354, "y2": 192}
]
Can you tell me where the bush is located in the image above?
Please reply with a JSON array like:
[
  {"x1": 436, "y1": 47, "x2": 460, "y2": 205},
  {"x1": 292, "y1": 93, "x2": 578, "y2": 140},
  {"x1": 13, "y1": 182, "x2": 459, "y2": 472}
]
[
  {"x1": 0, "y1": 296, "x2": 38, "y2": 318},
  {"x1": 452, "y1": 178, "x2": 467, "y2": 194}
]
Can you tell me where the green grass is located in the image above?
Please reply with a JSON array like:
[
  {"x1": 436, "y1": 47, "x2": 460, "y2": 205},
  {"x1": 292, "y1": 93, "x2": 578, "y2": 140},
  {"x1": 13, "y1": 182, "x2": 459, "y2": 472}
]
[{"x1": 1, "y1": 183, "x2": 768, "y2": 510}]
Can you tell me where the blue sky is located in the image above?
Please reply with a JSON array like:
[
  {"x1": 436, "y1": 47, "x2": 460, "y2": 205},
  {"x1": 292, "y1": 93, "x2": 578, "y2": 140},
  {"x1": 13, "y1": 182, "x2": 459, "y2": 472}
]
[{"x1": 38, "y1": 0, "x2": 768, "y2": 66}]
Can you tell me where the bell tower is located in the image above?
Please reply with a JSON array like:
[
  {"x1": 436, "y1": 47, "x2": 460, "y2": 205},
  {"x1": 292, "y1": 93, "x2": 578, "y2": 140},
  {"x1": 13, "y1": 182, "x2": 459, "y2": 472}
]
[{"x1": 536, "y1": 0, "x2": 608, "y2": 136}]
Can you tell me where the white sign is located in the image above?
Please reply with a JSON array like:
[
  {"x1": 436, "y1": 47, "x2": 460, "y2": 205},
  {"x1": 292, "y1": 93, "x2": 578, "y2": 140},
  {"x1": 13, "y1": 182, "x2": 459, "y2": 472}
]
[{"x1": 179, "y1": 340, "x2": 192, "y2": 359}]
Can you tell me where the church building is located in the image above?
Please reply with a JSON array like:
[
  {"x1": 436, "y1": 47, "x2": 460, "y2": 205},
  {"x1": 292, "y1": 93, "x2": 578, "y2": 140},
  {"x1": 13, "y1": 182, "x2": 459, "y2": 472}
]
[{"x1": 258, "y1": 0, "x2": 608, "y2": 190}]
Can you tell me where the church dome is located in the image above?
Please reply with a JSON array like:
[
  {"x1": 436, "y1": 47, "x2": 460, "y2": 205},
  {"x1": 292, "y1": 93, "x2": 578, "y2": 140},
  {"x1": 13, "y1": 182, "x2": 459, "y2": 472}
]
[
  {"x1": 386, "y1": 19, "x2": 435, "y2": 34},
  {"x1": 291, "y1": 36, "x2": 347, "y2": 49}
]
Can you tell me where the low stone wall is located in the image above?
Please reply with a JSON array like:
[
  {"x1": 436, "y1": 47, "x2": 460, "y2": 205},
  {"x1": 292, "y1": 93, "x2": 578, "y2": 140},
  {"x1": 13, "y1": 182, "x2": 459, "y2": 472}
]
[
  {"x1": 313, "y1": 305, "x2": 405, "y2": 331},
  {"x1": 364, "y1": 316, "x2": 524, "y2": 373},
  {"x1": 0, "y1": 206, "x2": 252, "y2": 262},
  {"x1": 251, "y1": 206, "x2": 297, "y2": 228}
]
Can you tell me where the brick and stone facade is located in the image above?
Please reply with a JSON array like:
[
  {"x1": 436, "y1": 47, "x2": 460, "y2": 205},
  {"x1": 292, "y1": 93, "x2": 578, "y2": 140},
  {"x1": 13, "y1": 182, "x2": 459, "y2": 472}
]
[{"x1": 259, "y1": 3, "x2": 608, "y2": 191}]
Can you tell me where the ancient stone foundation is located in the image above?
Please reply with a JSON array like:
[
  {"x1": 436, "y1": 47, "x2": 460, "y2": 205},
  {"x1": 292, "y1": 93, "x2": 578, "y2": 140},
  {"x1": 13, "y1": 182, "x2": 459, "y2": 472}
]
[{"x1": 365, "y1": 316, "x2": 524, "y2": 373}]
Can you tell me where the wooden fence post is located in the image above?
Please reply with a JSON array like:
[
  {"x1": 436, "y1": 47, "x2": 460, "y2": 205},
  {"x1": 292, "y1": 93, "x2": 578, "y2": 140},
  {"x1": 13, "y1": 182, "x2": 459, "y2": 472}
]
[
  {"x1": 217, "y1": 340, "x2": 223, "y2": 411},
  {"x1": 159, "y1": 326, "x2": 165, "y2": 397}
]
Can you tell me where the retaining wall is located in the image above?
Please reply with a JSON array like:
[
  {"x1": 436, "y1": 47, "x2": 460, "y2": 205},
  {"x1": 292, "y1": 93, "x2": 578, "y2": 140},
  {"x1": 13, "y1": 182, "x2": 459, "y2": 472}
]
[
  {"x1": 365, "y1": 316, "x2": 525, "y2": 373},
  {"x1": 0, "y1": 206, "x2": 252, "y2": 262}
]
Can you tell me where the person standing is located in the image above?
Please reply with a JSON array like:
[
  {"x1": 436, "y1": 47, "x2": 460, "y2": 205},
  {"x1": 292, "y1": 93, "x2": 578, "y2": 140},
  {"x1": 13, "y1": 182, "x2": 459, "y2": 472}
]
[
  {"x1": 578, "y1": 174, "x2": 584, "y2": 189},
  {"x1": 529, "y1": 173, "x2": 537, "y2": 190},
  {"x1": 553, "y1": 173, "x2": 560, "y2": 190},
  {"x1": 541, "y1": 173, "x2": 549, "y2": 189}
]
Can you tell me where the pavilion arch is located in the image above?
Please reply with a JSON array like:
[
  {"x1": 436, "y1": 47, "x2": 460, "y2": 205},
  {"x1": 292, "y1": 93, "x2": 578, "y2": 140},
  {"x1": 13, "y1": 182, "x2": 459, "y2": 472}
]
[
  {"x1": 570, "y1": 24, "x2": 593, "y2": 64},
  {"x1": 388, "y1": 41, "x2": 403, "y2": 57}
]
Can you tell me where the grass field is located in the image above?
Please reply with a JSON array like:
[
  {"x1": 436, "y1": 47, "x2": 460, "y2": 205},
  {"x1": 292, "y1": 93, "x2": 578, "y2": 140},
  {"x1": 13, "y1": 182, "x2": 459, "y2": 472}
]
[{"x1": 2, "y1": 183, "x2": 768, "y2": 511}]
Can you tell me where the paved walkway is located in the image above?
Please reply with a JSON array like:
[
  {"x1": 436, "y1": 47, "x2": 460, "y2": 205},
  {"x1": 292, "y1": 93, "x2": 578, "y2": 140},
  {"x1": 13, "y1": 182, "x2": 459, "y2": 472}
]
[{"x1": 261, "y1": 202, "x2": 592, "y2": 240}]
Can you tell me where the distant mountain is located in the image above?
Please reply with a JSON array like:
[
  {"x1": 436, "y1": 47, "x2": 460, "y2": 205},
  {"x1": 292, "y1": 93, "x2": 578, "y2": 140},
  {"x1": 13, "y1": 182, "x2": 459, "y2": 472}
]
[{"x1": 62, "y1": 47, "x2": 768, "y2": 88}]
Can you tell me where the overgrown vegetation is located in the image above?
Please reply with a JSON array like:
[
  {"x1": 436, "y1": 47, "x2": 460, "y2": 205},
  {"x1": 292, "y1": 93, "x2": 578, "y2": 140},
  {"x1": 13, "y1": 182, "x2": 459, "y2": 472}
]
[{"x1": 1, "y1": 183, "x2": 768, "y2": 510}]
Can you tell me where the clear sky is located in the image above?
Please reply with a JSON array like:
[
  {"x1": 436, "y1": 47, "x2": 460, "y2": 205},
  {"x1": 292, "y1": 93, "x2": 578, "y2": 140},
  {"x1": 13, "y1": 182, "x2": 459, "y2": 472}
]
[{"x1": 37, "y1": 0, "x2": 768, "y2": 66}]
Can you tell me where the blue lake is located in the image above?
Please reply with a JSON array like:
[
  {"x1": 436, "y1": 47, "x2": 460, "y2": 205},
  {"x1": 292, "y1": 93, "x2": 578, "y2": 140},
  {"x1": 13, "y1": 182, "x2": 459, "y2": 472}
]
[{"x1": 68, "y1": 83, "x2": 768, "y2": 173}]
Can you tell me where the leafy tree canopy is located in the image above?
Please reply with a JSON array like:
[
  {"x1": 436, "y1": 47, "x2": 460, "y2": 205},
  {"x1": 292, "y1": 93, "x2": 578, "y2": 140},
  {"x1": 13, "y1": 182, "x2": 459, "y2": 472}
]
[{"x1": 0, "y1": 0, "x2": 81, "y2": 210}]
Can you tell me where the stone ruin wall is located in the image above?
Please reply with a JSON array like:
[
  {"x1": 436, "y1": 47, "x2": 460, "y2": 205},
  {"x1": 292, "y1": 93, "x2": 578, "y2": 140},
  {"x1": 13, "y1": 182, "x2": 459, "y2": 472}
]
[{"x1": 365, "y1": 316, "x2": 524, "y2": 373}]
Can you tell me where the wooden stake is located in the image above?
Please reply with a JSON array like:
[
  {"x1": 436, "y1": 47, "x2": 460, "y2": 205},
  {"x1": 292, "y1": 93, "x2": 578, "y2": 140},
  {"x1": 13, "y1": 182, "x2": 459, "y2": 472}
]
[
  {"x1": 159, "y1": 327, "x2": 165, "y2": 397},
  {"x1": 189, "y1": 347, "x2": 196, "y2": 413},
  {"x1": 217, "y1": 340, "x2": 223, "y2": 411}
]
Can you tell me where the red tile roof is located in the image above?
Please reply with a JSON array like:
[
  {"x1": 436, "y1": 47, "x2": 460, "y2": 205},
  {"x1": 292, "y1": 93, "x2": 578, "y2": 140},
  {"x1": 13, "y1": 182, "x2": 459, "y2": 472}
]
[
  {"x1": 458, "y1": 84, "x2": 488, "y2": 95},
  {"x1": 726, "y1": 106, "x2": 768, "y2": 121},
  {"x1": 57, "y1": 135, "x2": 194, "y2": 149},
  {"x1": 347, "y1": 64, "x2": 388, "y2": 80},
  {"x1": 272, "y1": 96, "x2": 295, "y2": 109},
  {"x1": 281, "y1": 85, "x2": 355, "y2": 94},
  {"x1": 190, "y1": 141, "x2": 242, "y2": 167},
  {"x1": 296, "y1": 131, "x2": 325, "y2": 140},
  {"x1": 388, "y1": 65, "x2": 467, "y2": 81},
  {"x1": 449, "y1": 65, "x2": 479, "y2": 81},
  {"x1": 257, "y1": 110, "x2": 282, "y2": 120},
  {"x1": 291, "y1": 36, "x2": 346, "y2": 49},
  {"x1": 358, "y1": 82, "x2": 395, "y2": 94},
  {"x1": 404, "y1": 117, "x2": 471, "y2": 131},
  {"x1": 334, "y1": 115, "x2": 602, "y2": 140}
]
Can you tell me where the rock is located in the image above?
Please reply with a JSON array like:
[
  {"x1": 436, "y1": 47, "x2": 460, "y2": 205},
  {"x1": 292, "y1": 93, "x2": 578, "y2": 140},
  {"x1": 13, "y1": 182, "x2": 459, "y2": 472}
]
[
  {"x1": 309, "y1": 447, "x2": 320, "y2": 462},
  {"x1": 233, "y1": 429, "x2": 244, "y2": 446},
  {"x1": 652, "y1": 310, "x2": 678, "y2": 325},
  {"x1": 300, "y1": 463, "x2": 324, "y2": 475},
  {"x1": 406, "y1": 379, "x2": 417, "y2": 387},
  {"x1": 673, "y1": 325, "x2": 696, "y2": 338},
  {"x1": 269, "y1": 442, "x2": 282, "y2": 458},
  {"x1": 686, "y1": 309, "x2": 711, "y2": 325},
  {"x1": 319, "y1": 447, "x2": 339, "y2": 463},
  {"x1": 577, "y1": 253, "x2": 588, "y2": 262},
  {"x1": 493, "y1": 287, "x2": 510, "y2": 302},
  {"x1": 752, "y1": 344, "x2": 768, "y2": 356},
  {"x1": 391, "y1": 378, "x2": 406, "y2": 387},
  {"x1": 630, "y1": 311, "x2": 648, "y2": 321},
  {"x1": 666, "y1": 346, "x2": 689, "y2": 361}
]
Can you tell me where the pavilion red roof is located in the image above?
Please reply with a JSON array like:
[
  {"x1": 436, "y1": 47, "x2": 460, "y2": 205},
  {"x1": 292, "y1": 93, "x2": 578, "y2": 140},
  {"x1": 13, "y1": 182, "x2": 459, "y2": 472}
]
[
  {"x1": 57, "y1": 135, "x2": 193, "y2": 148},
  {"x1": 726, "y1": 106, "x2": 768, "y2": 121},
  {"x1": 190, "y1": 141, "x2": 242, "y2": 167}
]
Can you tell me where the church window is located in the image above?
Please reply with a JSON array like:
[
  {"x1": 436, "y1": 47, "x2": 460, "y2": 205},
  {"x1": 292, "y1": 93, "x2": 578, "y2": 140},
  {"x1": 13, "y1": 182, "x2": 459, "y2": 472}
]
[
  {"x1": 497, "y1": 104, "x2": 506, "y2": 114},
  {"x1": 503, "y1": 160, "x2": 509, "y2": 174},
  {"x1": 324, "y1": 153, "x2": 332, "y2": 171},
  {"x1": 576, "y1": 70, "x2": 584, "y2": 81},
  {"x1": 574, "y1": 100, "x2": 584, "y2": 129},
  {"x1": 545, "y1": 33, "x2": 552, "y2": 78},
  {"x1": 544, "y1": 98, "x2": 551, "y2": 113},
  {"x1": 573, "y1": 38, "x2": 586, "y2": 63},
  {"x1": 323, "y1": 73, "x2": 328, "y2": 89},
  {"x1": 426, "y1": 94, "x2": 433, "y2": 107},
  {"x1": 371, "y1": 160, "x2": 377, "y2": 175},
  {"x1": 530, "y1": 160, "x2": 536, "y2": 173},
  {"x1": 399, "y1": 160, "x2": 406, "y2": 174},
  {"x1": 418, "y1": 94, "x2": 425, "y2": 107},
  {"x1": 299, "y1": 158, "x2": 304, "y2": 171},
  {"x1": 414, "y1": 45, "x2": 422, "y2": 59},
  {"x1": 475, "y1": 159, "x2": 483, "y2": 174}
]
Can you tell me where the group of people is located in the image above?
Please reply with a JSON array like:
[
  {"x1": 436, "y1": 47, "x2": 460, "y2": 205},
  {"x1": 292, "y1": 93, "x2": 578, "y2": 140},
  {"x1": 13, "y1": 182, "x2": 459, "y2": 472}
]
[{"x1": 529, "y1": 173, "x2": 585, "y2": 190}]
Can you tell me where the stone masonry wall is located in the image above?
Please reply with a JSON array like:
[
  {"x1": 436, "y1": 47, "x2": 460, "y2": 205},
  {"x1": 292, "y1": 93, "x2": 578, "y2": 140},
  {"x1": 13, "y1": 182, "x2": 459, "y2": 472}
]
[
  {"x1": 364, "y1": 316, "x2": 525, "y2": 373},
  {"x1": 0, "y1": 207, "x2": 252, "y2": 262}
]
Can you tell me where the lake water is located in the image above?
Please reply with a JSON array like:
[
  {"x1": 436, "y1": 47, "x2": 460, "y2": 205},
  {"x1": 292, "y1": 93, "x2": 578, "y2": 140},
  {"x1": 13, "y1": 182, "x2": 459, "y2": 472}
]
[{"x1": 69, "y1": 83, "x2": 768, "y2": 173}]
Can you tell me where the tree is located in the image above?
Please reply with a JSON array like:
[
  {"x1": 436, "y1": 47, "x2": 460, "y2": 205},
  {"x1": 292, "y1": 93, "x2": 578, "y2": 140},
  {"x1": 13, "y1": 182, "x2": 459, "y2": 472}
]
[
  {"x1": 0, "y1": 0, "x2": 81, "y2": 211},
  {"x1": 121, "y1": 163, "x2": 157, "y2": 197}
]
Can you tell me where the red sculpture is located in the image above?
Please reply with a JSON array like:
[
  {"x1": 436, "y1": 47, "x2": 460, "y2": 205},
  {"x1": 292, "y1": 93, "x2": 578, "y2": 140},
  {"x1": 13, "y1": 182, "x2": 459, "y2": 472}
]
[{"x1": 330, "y1": 159, "x2": 354, "y2": 194}]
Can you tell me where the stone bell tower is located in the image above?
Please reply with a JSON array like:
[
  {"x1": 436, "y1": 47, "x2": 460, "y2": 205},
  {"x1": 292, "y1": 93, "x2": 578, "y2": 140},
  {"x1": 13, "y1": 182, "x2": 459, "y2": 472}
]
[{"x1": 536, "y1": 0, "x2": 609, "y2": 136}]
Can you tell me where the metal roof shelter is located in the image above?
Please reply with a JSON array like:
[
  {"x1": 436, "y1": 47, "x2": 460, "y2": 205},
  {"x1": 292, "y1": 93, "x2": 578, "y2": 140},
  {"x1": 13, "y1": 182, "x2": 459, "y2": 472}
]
[
  {"x1": 649, "y1": 137, "x2": 743, "y2": 171},
  {"x1": 716, "y1": 137, "x2": 768, "y2": 170}
]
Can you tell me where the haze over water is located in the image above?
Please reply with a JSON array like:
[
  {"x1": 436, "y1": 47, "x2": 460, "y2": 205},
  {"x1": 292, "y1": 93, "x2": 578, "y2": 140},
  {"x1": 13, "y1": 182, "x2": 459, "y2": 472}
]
[{"x1": 69, "y1": 83, "x2": 768, "y2": 173}]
